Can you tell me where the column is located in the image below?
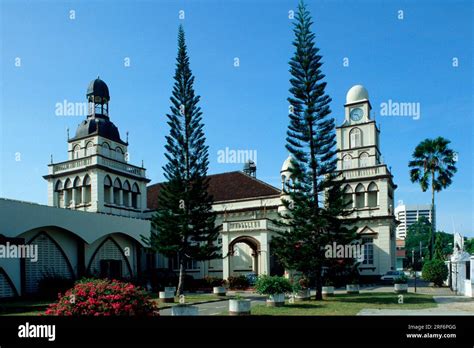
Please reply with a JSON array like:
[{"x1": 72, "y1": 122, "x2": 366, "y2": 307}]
[
  {"x1": 119, "y1": 190, "x2": 123, "y2": 206},
  {"x1": 128, "y1": 192, "x2": 132, "y2": 207},
  {"x1": 81, "y1": 187, "x2": 86, "y2": 205},
  {"x1": 222, "y1": 233, "x2": 230, "y2": 280},
  {"x1": 109, "y1": 187, "x2": 113, "y2": 204}
]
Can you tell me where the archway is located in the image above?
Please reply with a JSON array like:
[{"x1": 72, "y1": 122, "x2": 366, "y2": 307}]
[{"x1": 228, "y1": 236, "x2": 261, "y2": 276}]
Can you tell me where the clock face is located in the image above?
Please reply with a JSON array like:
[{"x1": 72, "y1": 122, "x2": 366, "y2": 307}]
[{"x1": 350, "y1": 107, "x2": 363, "y2": 122}]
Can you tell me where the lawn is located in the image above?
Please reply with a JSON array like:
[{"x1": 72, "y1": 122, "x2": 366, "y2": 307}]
[
  {"x1": 151, "y1": 293, "x2": 231, "y2": 307},
  {"x1": 249, "y1": 292, "x2": 436, "y2": 316}
]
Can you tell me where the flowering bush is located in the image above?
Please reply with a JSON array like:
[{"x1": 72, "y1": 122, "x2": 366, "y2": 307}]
[
  {"x1": 227, "y1": 275, "x2": 250, "y2": 290},
  {"x1": 44, "y1": 278, "x2": 158, "y2": 316}
]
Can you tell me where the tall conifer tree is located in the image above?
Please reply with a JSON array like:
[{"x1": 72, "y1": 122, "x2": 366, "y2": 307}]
[
  {"x1": 271, "y1": 1, "x2": 357, "y2": 300},
  {"x1": 145, "y1": 26, "x2": 220, "y2": 295}
]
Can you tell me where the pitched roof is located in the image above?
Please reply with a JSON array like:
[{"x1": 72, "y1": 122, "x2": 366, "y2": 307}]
[{"x1": 147, "y1": 171, "x2": 280, "y2": 210}]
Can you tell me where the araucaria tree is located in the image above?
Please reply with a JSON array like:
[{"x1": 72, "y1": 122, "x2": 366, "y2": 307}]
[
  {"x1": 271, "y1": 1, "x2": 357, "y2": 300},
  {"x1": 145, "y1": 25, "x2": 220, "y2": 295},
  {"x1": 408, "y1": 137, "x2": 457, "y2": 260}
]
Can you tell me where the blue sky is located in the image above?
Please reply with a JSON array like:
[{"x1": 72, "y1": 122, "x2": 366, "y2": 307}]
[{"x1": 1, "y1": 0, "x2": 472, "y2": 235}]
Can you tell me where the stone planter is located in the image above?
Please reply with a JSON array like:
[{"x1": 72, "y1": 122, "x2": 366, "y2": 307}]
[
  {"x1": 394, "y1": 283, "x2": 408, "y2": 293},
  {"x1": 346, "y1": 284, "x2": 360, "y2": 294},
  {"x1": 229, "y1": 299, "x2": 251, "y2": 316},
  {"x1": 164, "y1": 286, "x2": 176, "y2": 294},
  {"x1": 159, "y1": 291, "x2": 175, "y2": 303},
  {"x1": 171, "y1": 304, "x2": 198, "y2": 316},
  {"x1": 322, "y1": 286, "x2": 335, "y2": 298},
  {"x1": 213, "y1": 286, "x2": 227, "y2": 296},
  {"x1": 266, "y1": 293, "x2": 285, "y2": 307},
  {"x1": 295, "y1": 288, "x2": 311, "y2": 301}
]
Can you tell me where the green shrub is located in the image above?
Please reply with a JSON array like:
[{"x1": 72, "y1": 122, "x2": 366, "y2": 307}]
[
  {"x1": 255, "y1": 275, "x2": 292, "y2": 295},
  {"x1": 227, "y1": 275, "x2": 250, "y2": 290},
  {"x1": 203, "y1": 276, "x2": 226, "y2": 287},
  {"x1": 394, "y1": 274, "x2": 408, "y2": 284},
  {"x1": 422, "y1": 260, "x2": 448, "y2": 286}
]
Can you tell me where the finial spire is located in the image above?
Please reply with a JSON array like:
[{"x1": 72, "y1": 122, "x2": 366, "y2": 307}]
[{"x1": 67, "y1": 127, "x2": 69, "y2": 140}]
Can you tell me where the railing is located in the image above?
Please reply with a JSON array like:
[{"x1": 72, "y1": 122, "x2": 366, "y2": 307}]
[
  {"x1": 50, "y1": 155, "x2": 145, "y2": 177},
  {"x1": 342, "y1": 166, "x2": 388, "y2": 179}
]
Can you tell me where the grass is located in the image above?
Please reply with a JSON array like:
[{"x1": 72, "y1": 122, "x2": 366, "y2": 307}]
[{"x1": 249, "y1": 292, "x2": 436, "y2": 316}]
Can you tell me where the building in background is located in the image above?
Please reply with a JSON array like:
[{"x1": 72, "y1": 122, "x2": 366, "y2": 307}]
[{"x1": 395, "y1": 201, "x2": 435, "y2": 239}]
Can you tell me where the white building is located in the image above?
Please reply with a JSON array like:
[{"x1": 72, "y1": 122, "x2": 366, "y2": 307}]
[
  {"x1": 0, "y1": 81, "x2": 396, "y2": 298},
  {"x1": 395, "y1": 202, "x2": 435, "y2": 239},
  {"x1": 335, "y1": 85, "x2": 397, "y2": 278}
]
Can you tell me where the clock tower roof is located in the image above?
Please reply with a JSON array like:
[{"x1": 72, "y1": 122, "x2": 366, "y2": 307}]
[{"x1": 346, "y1": 84, "x2": 369, "y2": 104}]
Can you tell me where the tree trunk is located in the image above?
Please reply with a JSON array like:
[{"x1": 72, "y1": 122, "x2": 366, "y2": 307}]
[
  {"x1": 177, "y1": 257, "x2": 186, "y2": 296},
  {"x1": 430, "y1": 172, "x2": 435, "y2": 260},
  {"x1": 315, "y1": 266, "x2": 323, "y2": 301}
]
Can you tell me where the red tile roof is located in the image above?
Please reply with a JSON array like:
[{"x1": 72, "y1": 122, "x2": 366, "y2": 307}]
[{"x1": 147, "y1": 171, "x2": 280, "y2": 210}]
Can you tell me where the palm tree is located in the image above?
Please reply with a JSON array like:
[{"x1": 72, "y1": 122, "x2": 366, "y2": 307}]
[{"x1": 408, "y1": 137, "x2": 457, "y2": 259}]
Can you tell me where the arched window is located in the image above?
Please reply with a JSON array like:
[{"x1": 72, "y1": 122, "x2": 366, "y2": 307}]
[
  {"x1": 115, "y1": 147, "x2": 124, "y2": 161},
  {"x1": 343, "y1": 185, "x2": 353, "y2": 208},
  {"x1": 359, "y1": 152, "x2": 369, "y2": 167},
  {"x1": 350, "y1": 128, "x2": 362, "y2": 148},
  {"x1": 343, "y1": 155, "x2": 352, "y2": 169},
  {"x1": 64, "y1": 178, "x2": 73, "y2": 208},
  {"x1": 104, "y1": 175, "x2": 112, "y2": 204},
  {"x1": 72, "y1": 144, "x2": 80, "y2": 159},
  {"x1": 54, "y1": 180, "x2": 63, "y2": 208},
  {"x1": 102, "y1": 142, "x2": 110, "y2": 157},
  {"x1": 73, "y1": 176, "x2": 82, "y2": 205},
  {"x1": 367, "y1": 182, "x2": 378, "y2": 207},
  {"x1": 113, "y1": 178, "x2": 122, "y2": 205},
  {"x1": 123, "y1": 180, "x2": 131, "y2": 207},
  {"x1": 355, "y1": 184, "x2": 365, "y2": 209},
  {"x1": 83, "y1": 175, "x2": 91, "y2": 204},
  {"x1": 131, "y1": 183, "x2": 140, "y2": 209},
  {"x1": 85, "y1": 142, "x2": 94, "y2": 156}
]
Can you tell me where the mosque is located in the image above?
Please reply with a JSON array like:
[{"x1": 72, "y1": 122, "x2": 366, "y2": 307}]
[{"x1": 0, "y1": 78, "x2": 396, "y2": 298}]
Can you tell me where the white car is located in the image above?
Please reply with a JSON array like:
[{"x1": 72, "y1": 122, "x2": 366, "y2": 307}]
[{"x1": 380, "y1": 271, "x2": 405, "y2": 284}]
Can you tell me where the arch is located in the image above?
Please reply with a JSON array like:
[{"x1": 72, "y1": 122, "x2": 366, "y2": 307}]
[
  {"x1": 72, "y1": 144, "x2": 80, "y2": 159},
  {"x1": 131, "y1": 183, "x2": 140, "y2": 209},
  {"x1": 64, "y1": 178, "x2": 73, "y2": 207},
  {"x1": 85, "y1": 141, "x2": 94, "y2": 156},
  {"x1": 25, "y1": 231, "x2": 75, "y2": 295},
  {"x1": 350, "y1": 128, "x2": 362, "y2": 148},
  {"x1": 115, "y1": 147, "x2": 124, "y2": 161},
  {"x1": 342, "y1": 184, "x2": 353, "y2": 207},
  {"x1": 228, "y1": 236, "x2": 261, "y2": 276},
  {"x1": 122, "y1": 180, "x2": 131, "y2": 207},
  {"x1": 359, "y1": 152, "x2": 369, "y2": 167},
  {"x1": 87, "y1": 236, "x2": 133, "y2": 279},
  {"x1": 367, "y1": 182, "x2": 379, "y2": 207},
  {"x1": 0, "y1": 267, "x2": 19, "y2": 297},
  {"x1": 104, "y1": 175, "x2": 112, "y2": 204},
  {"x1": 73, "y1": 176, "x2": 81, "y2": 187},
  {"x1": 229, "y1": 235, "x2": 261, "y2": 254},
  {"x1": 102, "y1": 142, "x2": 111, "y2": 157},
  {"x1": 342, "y1": 155, "x2": 352, "y2": 169},
  {"x1": 113, "y1": 178, "x2": 122, "y2": 205},
  {"x1": 83, "y1": 175, "x2": 91, "y2": 204},
  {"x1": 64, "y1": 178, "x2": 72, "y2": 189},
  {"x1": 355, "y1": 183, "x2": 365, "y2": 208},
  {"x1": 54, "y1": 180, "x2": 63, "y2": 191}
]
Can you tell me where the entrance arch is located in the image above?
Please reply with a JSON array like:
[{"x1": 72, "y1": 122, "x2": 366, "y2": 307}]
[{"x1": 228, "y1": 236, "x2": 261, "y2": 276}]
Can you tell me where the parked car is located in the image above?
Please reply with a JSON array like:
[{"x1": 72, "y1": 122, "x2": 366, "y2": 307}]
[{"x1": 380, "y1": 271, "x2": 406, "y2": 284}]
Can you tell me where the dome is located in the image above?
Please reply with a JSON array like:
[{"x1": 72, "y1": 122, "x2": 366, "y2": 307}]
[
  {"x1": 72, "y1": 117, "x2": 125, "y2": 144},
  {"x1": 346, "y1": 85, "x2": 369, "y2": 104},
  {"x1": 281, "y1": 155, "x2": 295, "y2": 173},
  {"x1": 87, "y1": 77, "x2": 110, "y2": 101}
]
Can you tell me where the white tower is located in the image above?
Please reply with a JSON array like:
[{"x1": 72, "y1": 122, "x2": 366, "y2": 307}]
[
  {"x1": 44, "y1": 78, "x2": 150, "y2": 218},
  {"x1": 336, "y1": 85, "x2": 397, "y2": 275}
]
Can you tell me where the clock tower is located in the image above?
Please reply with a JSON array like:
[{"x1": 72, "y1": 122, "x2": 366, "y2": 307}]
[{"x1": 336, "y1": 85, "x2": 397, "y2": 277}]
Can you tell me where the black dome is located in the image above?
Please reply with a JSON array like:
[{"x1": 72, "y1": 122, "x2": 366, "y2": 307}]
[
  {"x1": 87, "y1": 77, "x2": 110, "y2": 101},
  {"x1": 72, "y1": 117, "x2": 125, "y2": 144}
]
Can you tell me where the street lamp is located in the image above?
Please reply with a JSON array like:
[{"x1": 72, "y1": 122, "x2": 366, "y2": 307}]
[{"x1": 412, "y1": 249, "x2": 417, "y2": 293}]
